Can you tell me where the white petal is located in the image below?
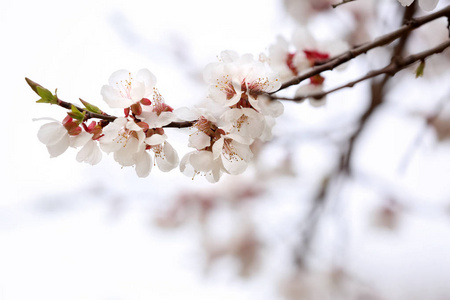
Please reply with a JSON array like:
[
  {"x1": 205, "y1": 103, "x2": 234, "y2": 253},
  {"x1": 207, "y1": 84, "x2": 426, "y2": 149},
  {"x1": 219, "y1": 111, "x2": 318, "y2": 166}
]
[
  {"x1": 146, "y1": 133, "x2": 167, "y2": 146},
  {"x1": 46, "y1": 135, "x2": 70, "y2": 157},
  {"x1": 188, "y1": 131, "x2": 211, "y2": 150},
  {"x1": 258, "y1": 97, "x2": 284, "y2": 117},
  {"x1": 76, "y1": 140, "x2": 102, "y2": 165},
  {"x1": 108, "y1": 69, "x2": 130, "y2": 86},
  {"x1": 173, "y1": 107, "x2": 200, "y2": 121},
  {"x1": 135, "y1": 150, "x2": 152, "y2": 177},
  {"x1": 37, "y1": 122, "x2": 67, "y2": 146},
  {"x1": 70, "y1": 131, "x2": 92, "y2": 148},
  {"x1": 190, "y1": 151, "x2": 215, "y2": 172},
  {"x1": 101, "y1": 85, "x2": 133, "y2": 108},
  {"x1": 126, "y1": 119, "x2": 142, "y2": 132},
  {"x1": 156, "y1": 142, "x2": 179, "y2": 172},
  {"x1": 212, "y1": 137, "x2": 225, "y2": 160},
  {"x1": 221, "y1": 153, "x2": 248, "y2": 175},
  {"x1": 130, "y1": 81, "x2": 145, "y2": 102},
  {"x1": 136, "y1": 68, "x2": 157, "y2": 89}
]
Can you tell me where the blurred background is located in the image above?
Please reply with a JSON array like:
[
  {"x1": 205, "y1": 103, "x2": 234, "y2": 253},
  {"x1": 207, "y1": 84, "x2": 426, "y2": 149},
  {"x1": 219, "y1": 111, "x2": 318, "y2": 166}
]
[{"x1": 2, "y1": 0, "x2": 450, "y2": 299}]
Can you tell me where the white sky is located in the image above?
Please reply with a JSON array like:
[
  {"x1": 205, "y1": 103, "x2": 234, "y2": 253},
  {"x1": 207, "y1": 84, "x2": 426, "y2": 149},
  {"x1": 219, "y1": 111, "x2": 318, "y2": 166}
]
[{"x1": 2, "y1": 0, "x2": 450, "y2": 299}]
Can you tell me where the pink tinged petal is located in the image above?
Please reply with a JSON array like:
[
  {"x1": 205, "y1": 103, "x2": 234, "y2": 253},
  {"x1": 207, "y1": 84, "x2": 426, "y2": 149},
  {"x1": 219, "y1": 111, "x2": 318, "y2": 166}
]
[
  {"x1": 190, "y1": 151, "x2": 215, "y2": 172},
  {"x1": 419, "y1": 0, "x2": 438, "y2": 10},
  {"x1": 188, "y1": 131, "x2": 211, "y2": 150},
  {"x1": 76, "y1": 140, "x2": 102, "y2": 165},
  {"x1": 146, "y1": 133, "x2": 167, "y2": 146},
  {"x1": 135, "y1": 150, "x2": 152, "y2": 178},
  {"x1": 46, "y1": 135, "x2": 70, "y2": 157},
  {"x1": 156, "y1": 142, "x2": 179, "y2": 172},
  {"x1": 37, "y1": 122, "x2": 67, "y2": 146}
]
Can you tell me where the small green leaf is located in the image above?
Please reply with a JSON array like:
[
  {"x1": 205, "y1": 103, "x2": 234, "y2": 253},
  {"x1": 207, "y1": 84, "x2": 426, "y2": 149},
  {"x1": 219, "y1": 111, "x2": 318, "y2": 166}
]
[
  {"x1": 68, "y1": 105, "x2": 86, "y2": 123},
  {"x1": 80, "y1": 98, "x2": 103, "y2": 114},
  {"x1": 415, "y1": 60, "x2": 425, "y2": 78},
  {"x1": 36, "y1": 86, "x2": 57, "y2": 104}
]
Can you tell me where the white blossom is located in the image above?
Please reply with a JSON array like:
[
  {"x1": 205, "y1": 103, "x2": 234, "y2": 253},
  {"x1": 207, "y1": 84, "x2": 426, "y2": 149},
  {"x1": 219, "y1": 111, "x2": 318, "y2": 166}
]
[{"x1": 101, "y1": 69, "x2": 156, "y2": 109}]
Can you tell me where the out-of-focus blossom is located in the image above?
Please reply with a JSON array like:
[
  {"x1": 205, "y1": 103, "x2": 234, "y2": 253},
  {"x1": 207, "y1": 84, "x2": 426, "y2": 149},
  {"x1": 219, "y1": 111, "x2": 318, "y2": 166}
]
[{"x1": 398, "y1": 0, "x2": 439, "y2": 11}]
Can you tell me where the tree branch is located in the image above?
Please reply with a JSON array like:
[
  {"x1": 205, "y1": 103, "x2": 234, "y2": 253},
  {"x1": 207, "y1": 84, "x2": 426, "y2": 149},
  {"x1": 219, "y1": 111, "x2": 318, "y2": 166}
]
[
  {"x1": 270, "y1": 40, "x2": 450, "y2": 102},
  {"x1": 274, "y1": 4, "x2": 450, "y2": 92},
  {"x1": 332, "y1": 0, "x2": 357, "y2": 9},
  {"x1": 25, "y1": 77, "x2": 195, "y2": 128}
]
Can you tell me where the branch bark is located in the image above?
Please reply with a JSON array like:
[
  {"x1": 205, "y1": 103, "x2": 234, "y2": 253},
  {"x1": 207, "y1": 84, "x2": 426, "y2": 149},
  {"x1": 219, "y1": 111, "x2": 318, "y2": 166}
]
[{"x1": 275, "y1": 4, "x2": 450, "y2": 92}]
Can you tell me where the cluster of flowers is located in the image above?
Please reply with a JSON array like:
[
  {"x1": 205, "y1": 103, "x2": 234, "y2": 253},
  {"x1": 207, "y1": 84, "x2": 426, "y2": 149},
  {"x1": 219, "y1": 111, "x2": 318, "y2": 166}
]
[
  {"x1": 37, "y1": 51, "x2": 283, "y2": 182},
  {"x1": 37, "y1": 69, "x2": 179, "y2": 178}
]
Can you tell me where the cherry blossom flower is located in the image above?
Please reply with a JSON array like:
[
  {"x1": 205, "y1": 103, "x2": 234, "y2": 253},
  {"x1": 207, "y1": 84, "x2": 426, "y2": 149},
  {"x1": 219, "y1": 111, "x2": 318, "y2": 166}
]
[
  {"x1": 36, "y1": 117, "x2": 102, "y2": 164},
  {"x1": 101, "y1": 69, "x2": 156, "y2": 109},
  {"x1": 220, "y1": 108, "x2": 266, "y2": 143},
  {"x1": 180, "y1": 150, "x2": 223, "y2": 183},
  {"x1": 204, "y1": 50, "x2": 282, "y2": 116},
  {"x1": 99, "y1": 116, "x2": 178, "y2": 177},
  {"x1": 265, "y1": 36, "x2": 310, "y2": 82},
  {"x1": 99, "y1": 117, "x2": 147, "y2": 174},
  {"x1": 398, "y1": 0, "x2": 439, "y2": 11}
]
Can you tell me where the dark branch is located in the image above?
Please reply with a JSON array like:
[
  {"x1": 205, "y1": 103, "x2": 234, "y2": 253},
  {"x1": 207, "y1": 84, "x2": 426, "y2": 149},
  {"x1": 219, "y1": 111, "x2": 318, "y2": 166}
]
[
  {"x1": 275, "y1": 5, "x2": 450, "y2": 92},
  {"x1": 270, "y1": 40, "x2": 450, "y2": 102},
  {"x1": 25, "y1": 78, "x2": 195, "y2": 129},
  {"x1": 331, "y1": 0, "x2": 357, "y2": 9}
]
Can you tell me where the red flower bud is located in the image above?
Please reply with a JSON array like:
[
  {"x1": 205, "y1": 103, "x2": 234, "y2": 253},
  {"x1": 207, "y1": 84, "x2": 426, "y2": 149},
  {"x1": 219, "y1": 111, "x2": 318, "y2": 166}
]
[{"x1": 140, "y1": 98, "x2": 152, "y2": 105}]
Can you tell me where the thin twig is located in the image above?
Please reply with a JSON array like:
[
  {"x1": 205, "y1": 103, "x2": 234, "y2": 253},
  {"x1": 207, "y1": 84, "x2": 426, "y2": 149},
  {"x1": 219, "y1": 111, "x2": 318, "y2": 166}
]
[
  {"x1": 332, "y1": 0, "x2": 357, "y2": 9},
  {"x1": 270, "y1": 40, "x2": 450, "y2": 102},
  {"x1": 275, "y1": 5, "x2": 450, "y2": 92},
  {"x1": 25, "y1": 77, "x2": 195, "y2": 129}
]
